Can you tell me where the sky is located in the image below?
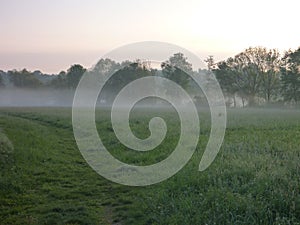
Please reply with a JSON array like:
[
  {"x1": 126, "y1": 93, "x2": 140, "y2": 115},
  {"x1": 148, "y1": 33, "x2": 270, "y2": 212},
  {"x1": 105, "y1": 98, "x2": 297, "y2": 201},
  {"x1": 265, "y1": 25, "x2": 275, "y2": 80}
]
[{"x1": 0, "y1": 0, "x2": 299, "y2": 73}]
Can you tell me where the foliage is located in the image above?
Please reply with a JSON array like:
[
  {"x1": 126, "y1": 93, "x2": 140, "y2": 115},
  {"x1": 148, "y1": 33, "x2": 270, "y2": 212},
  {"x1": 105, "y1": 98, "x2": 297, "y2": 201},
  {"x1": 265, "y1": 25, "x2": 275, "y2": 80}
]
[
  {"x1": 66, "y1": 64, "x2": 86, "y2": 89},
  {"x1": 161, "y1": 53, "x2": 192, "y2": 90},
  {"x1": 280, "y1": 48, "x2": 300, "y2": 104},
  {"x1": 49, "y1": 65, "x2": 86, "y2": 89},
  {"x1": 0, "y1": 48, "x2": 300, "y2": 107},
  {"x1": 102, "y1": 61, "x2": 153, "y2": 103},
  {"x1": 49, "y1": 71, "x2": 67, "y2": 89},
  {"x1": 8, "y1": 69, "x2": 42, "y2": 88},
  {"x1": 93, "y1": 58, "x2": 121, "y2": 75},
  {"x1": 0, "y1": 72, "x2": 3, "y2": 87},
  {"x1": 204, "y1": 55, "x2": 215, "y2": 70},
  {"x1": 214, "y1": 47, "x2": 282, "y2": 106}
]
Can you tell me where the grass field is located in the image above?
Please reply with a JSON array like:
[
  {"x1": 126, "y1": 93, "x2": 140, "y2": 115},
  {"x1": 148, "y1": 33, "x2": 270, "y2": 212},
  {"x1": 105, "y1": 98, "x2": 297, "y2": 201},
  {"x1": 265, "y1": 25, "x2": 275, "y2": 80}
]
[{"x1": 0, "y1": 107, "x2": 299, "y2": 224}]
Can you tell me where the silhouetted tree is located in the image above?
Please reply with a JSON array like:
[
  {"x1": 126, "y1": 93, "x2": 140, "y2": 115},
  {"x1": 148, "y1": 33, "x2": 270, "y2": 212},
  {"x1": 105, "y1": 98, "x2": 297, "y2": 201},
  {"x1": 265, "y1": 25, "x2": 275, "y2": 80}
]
[
  {"x1": 50, "y1": 71, "x2": 67, "y2": 89},
  {"x1": 66, "y1": 64, "x2": 86, "y2": 89},
  {"x1": 0, "y1": 71, "x2": 3, "y2": 87},
  {"x1": 213, "y1": 59, "x2": 240, "y2": 107},
  {"x1": 204, "y1": 55, "x2": 215, "y2": 71},
  {"x1": 103, "y1": 61, "x2": 152, "y2": 103},
  {"x1": 93, "y1": 58, "x2": 121, "y2": 77},
  {"x1": 9, "y1": 69, "x2": 42, "y2": 88},
  {"x1": 259, "y1": 49, "x2": 281, "y2": 103},
  {"x1": 214, "y1": 47, "x2": 281, "y2": 106},
  {"x1": 161, "y1": 53, "x2": 192, "y2": 90},
  {"x1": 280, "y1": 48, "x2": 300, "y2": 104}
]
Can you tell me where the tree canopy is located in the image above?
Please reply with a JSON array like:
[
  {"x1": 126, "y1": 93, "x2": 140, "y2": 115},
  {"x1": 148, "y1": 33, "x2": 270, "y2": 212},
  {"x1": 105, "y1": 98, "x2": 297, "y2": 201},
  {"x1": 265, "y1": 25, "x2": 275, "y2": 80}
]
[
  {"x1": 214, "y1": 47, "x2": 282, "y2": 106},
  {"x1": 161, "y1": 52, "x2": 192, "y2": 90},
  {"x1": 1, "y1": 47, "x2": 300, "y2": 107},
  {"x1": 280, "y1": 47, "x2": 300, "y2": 104},
  {"x1": 8, "y1": 69, "x2": 42, "y2": 88}
]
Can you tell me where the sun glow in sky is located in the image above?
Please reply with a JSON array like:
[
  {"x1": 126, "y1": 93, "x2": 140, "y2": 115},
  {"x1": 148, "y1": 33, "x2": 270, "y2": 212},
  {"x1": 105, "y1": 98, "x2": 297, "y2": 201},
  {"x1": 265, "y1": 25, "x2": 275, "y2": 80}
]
[{"x1": 0, "y1": 0, "x2": 299, "y2": 73}]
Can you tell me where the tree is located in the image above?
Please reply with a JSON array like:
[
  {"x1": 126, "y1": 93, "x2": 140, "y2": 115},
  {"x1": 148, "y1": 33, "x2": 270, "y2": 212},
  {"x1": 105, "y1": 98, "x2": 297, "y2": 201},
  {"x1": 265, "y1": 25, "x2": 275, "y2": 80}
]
[
  {"x1": 259, "y1": 49, "x2": 281, "y2": 103},
  {"x1": 9, "y1": 69, "x2": 42, "y2": 88},
  {"x1": 161, "y1": 52, "x2": 193, "y2": 90},
  {"x1": 93, "y1": 58, "x2": 121, "y2": 76},
  {"x1": 280, "y1": 48, "x2": 300, "y2": 104},
  {"x1": 66, "y1": 64, "x2": 86, "y2": 89},
  {"x1": 214, "y1": 47, "x2": 281, "y2": 106},
  {"x1": 103, "y1": 61, "x2": 152, "y2": 103},
  {"x1": 204, "y1": 55, "x2": 215, "y2": 71},
  {"x1": 0, "y1": 71, "x2": 3, "y2": 87},
  {"x1": 213, "y1": 59, "x2": 240, "y2": 107},
  {"x1": 50, "y1": 71, "x2": 67, "y2": 89}
]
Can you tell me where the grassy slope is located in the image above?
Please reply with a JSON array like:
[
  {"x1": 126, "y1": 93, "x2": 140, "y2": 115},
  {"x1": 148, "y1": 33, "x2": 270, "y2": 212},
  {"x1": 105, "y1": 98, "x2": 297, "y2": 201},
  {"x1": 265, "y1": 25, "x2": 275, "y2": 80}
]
[{"x1": 0, "y1": 107, "x2": 299, "y2": 225}]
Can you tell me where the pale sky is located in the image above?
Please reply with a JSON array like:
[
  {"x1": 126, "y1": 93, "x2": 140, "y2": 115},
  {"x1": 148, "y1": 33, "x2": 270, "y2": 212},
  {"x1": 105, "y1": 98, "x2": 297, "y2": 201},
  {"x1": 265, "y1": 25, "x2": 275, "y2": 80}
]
[{"x1": 0, "y1": 0, "x2": 299, "y2": 73}]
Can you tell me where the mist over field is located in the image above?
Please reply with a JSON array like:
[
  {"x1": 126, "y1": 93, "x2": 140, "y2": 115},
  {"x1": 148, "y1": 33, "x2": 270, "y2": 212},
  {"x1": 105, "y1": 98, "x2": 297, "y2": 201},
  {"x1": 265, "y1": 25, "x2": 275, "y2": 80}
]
[
  {"x1": 1, "y1": 47, "x2": 300, "y2": 109},
  {"x1": 0, "y1": 88, "x2": 74, "y2": 107},
  {"x1": 1, "y1": 0, "x2": 300, "y2": 223},
  {"x1": 0, "y1": 43, "x2": 300, "y2": 225}
]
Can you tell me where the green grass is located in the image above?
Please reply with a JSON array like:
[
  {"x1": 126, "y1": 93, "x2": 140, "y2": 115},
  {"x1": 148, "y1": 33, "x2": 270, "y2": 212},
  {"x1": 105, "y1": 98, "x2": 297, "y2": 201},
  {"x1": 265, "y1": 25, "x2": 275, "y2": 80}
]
[
  {"x1": 0, "y1": 128, "x2": 14, "y2": 168},
  {"x1": 0, "y1": 107, "x2": 299, "y2": 224}
]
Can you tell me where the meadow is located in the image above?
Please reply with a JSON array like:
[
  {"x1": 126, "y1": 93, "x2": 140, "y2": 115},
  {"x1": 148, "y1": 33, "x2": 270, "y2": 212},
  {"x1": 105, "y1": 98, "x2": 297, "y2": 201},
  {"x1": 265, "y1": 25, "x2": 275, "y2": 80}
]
[{"x1": 0, "y1": 107, "x2": 299, "y2": 224}]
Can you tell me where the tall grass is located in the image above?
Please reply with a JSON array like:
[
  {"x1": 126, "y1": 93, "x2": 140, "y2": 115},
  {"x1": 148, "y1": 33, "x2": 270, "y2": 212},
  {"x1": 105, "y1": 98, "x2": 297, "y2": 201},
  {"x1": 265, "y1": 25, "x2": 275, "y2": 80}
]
[
  {"x1": 0, "y1": 107, "x2": 299, "y2": 224},
  {"x1": 0, "y1": 129, "x2": 14, "y2": 168}
]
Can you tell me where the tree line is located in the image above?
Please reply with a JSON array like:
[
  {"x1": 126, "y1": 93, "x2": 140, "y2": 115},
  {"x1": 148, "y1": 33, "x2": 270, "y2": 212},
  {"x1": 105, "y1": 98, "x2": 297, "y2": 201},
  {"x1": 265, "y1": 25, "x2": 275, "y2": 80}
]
[
  {"x1": 0, "y1": 53, "x2": 194, "y2": 92},
  {"x1": 213, "y1": 47, "x2": 300, "y2": 107},
  {"x1": 0, "y1": 65, "x2": 87, "y2": 89},
  {"x1": 0, "y1": 46, "x2": 299, "y2": 107}
]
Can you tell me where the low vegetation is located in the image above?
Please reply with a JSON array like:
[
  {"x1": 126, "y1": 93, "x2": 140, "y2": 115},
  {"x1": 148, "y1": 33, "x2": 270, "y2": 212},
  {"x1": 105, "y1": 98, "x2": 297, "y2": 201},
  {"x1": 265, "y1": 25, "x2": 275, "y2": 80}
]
[
  {"x1": 0, "y1": 107, "x2": 299, "y2": 224},
  {"x1": 0, "y1": 129, "x2": 14, "y2": 168}
]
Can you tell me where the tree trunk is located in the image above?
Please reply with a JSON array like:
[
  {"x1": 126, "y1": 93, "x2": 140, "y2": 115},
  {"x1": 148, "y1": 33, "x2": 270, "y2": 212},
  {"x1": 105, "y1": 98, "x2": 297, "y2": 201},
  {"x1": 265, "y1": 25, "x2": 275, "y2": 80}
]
[
  {"x1": 248, "y1": 95, "x2": 256, "y2": 107},
  {"x1": 233, "y1": 94, "x2": 236, "y2": 108},
  {"x1": 242, "y1": 97, "x2": 245, "y2": 108}
]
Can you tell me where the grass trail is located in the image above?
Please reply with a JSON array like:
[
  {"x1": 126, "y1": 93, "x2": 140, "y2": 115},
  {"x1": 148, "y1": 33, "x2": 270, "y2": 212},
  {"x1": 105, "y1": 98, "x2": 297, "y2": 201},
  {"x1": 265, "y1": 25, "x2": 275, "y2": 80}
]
[
  {"x1": 0, "y1": 107, "x2": 299, "y2": 225},
  {"x1": 0, "y1": 112, "x2": 133, "y2": 225}
]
